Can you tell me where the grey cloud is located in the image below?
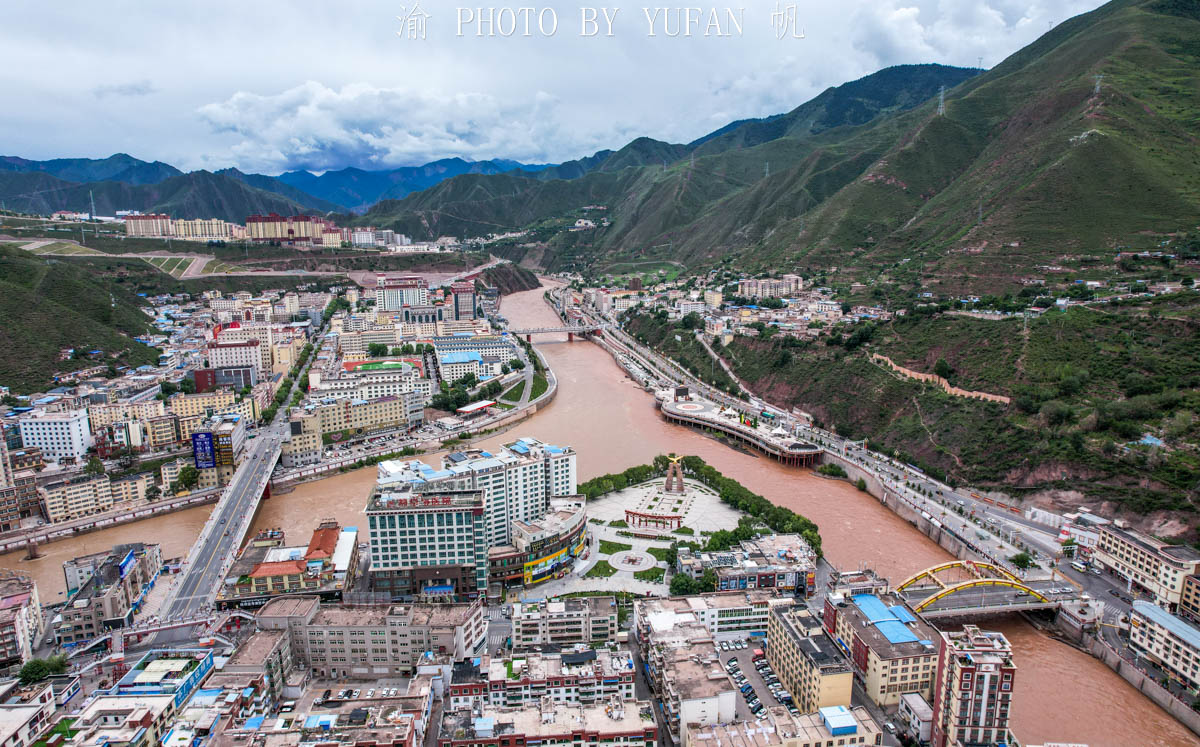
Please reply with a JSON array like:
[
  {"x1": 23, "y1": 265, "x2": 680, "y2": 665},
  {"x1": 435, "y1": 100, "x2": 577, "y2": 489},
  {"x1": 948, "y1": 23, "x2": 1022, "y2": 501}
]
[{"x1": 93, "y1": 80, "x2": 157, "y2": 99}]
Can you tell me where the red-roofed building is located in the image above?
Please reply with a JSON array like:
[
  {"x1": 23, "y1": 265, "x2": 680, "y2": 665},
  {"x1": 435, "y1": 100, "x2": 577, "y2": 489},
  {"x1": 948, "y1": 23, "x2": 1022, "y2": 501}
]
[
  {"x1": 305, "y1": 525, "x2": 339, "y2": 561},
  {"x1": 218, "y1": 521, "x2": 360, "y2": 609}
]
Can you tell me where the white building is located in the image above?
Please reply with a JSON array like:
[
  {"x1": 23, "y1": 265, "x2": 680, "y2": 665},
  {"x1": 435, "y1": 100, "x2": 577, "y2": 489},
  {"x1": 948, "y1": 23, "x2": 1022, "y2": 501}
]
[
  {"x1": 376, "y1": 437, "x2": 577, "y2": 546},
  {"x1": 206, "y1": 339, "x2": 264, "y2": 375},
  {"x1": 18, "y1": 409, "x2": 93, "y2": 462},
  {"x1": 1129, "y1": 600, "x2": 1200, "y2": 691}
]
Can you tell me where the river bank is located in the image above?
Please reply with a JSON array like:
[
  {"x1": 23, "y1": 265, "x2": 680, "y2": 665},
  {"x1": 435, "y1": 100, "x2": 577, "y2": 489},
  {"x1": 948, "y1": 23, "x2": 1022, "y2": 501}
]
[{"x1": 0, "y1": 281, "x2": 1192, "y2": 745}]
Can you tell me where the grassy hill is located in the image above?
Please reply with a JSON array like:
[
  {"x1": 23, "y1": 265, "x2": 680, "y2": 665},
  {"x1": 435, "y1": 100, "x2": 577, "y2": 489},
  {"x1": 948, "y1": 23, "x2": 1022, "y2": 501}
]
[
  {"x1": 359, "y1": 1, "x2": 1200, "y2": 291},
  {"x1": 632, "y1": 295, "x2": 1200, "y2": 531},
  {"x1": 0, "y1": 244, "x2": 160, "y2": 393}
]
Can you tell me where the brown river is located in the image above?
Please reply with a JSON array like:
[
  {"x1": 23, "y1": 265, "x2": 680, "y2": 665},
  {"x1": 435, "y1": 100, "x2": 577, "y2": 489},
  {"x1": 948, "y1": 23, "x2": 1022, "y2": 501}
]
[{"x1": 3, "y1": 282, "x2": 1193, "y2": 746}]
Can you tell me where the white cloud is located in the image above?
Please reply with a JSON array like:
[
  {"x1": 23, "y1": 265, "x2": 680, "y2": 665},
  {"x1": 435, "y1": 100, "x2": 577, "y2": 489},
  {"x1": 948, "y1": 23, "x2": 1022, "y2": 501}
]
[{"x1": 0, "y1": 0, "x2": 1110, "y2": 173}]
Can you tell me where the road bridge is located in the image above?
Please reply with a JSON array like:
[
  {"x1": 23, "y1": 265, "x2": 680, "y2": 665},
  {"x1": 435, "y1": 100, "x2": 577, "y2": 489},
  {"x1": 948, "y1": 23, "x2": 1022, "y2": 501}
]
[
  {"x1": 65, "y1": 609, "x2": 254, "y2": 660},
  {"x1": 507, "y1": 323, "x2": 609, "y2": 342},
  {"x1": 156, "y1": 431, "x2": 284, "y2": 625},
  {"x1": 895, "y1": 561, "x2": 1081, "y2": 619}
]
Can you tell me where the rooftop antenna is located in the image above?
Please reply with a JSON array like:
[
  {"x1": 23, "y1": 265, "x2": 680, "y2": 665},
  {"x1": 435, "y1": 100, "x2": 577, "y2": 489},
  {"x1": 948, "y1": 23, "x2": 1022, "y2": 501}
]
[
  {"x1": 937, "y1": 86, "x2": 946, "y2": 116},
  {"x1": 1093, "y1": 74, "x2": 1103, "y2": 96}
]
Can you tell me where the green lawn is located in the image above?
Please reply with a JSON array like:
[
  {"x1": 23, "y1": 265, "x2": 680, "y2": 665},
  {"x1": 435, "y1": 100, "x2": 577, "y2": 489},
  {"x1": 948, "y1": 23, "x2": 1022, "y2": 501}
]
[
  {"x1": 634, "y1": 567, "x2": 665, "y2": 583},
  {"x1": 530, "y1": 372, "x2": 549, "y2": 400},
  {"x1": 646, "y1": 546, "x2": 672, "y2": 563},
  {"x1": 598, "y1": 540, "x2": 632, "y2": 555},
  {"x1": 585, "y1": 560, "x2": 617, "y2": 578},
  {"x1": 501, "y1": 380, "x2": 525, "y2": 402}
]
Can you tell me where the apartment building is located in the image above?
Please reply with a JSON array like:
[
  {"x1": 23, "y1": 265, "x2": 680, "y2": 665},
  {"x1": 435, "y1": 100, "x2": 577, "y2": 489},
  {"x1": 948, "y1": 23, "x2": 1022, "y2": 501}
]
[
  {"x1": 1130, "y1": 600, "x2": 1200, "y2": 691},
  {"x1": 110, "y1": 473, "x2": 153, "y2": 504},
  {"x1": 447, "y1": 648, "x2": 635, "y2": 710},
  {"x1": 449, "y1": 281, "x2": 476, "y2": 320},
  {"x1": 86, "y1": 400, "x2": 166, "y2": 429},
  {"x1": 511, "y1": 596, "x2": 618, "y2": 648},
  {"x1": 54, "y1": 543, "x2": 163, "y2": 645},
  {"x1": 124, "y1": 214, "x2": 173, "y2": 237},
  {"x1": 766, "y1": 604, "x2": 854, "y2": 713},
  {"x1": 207, "y1": 339, "x2": 263, "y2": 376},
  {"x1": 930, "y1": 626, "x2": 1016, "y2": 747},
  {"x1": 255, "y1": 595, "x2": 486, "y2": 678},
  {"x1": 0, "y1": 474, "x2": 43, "y2": 533},
  {"x1": 737, "y1": 275, "x2": 803, "y2": 299},
  {"x1": 40, "y1": 473, "x2": 115, "y2": 522},
  {"x1": 0, "y1": 682, "x2": 56, "y2": 747},
  {"x1": 1094, "y1": 524, "x2": 1200, "y2": 612},
  {"x1": 377, "y1": 438, "x2": 577, "y2": 547},
  {"x1": 635, "y1": 590, "x2": 786, "y2": 638},
  {"x1": 246, "y1": 214, "x2": 336, "y2": 245},
  {"x1": 821, "y1": 592, "x2": 940, "y2": 707},
  {"x1": 636, "y1": 618, "x2": 734, "y2": 743},
  {"x1": 675, "y1": 534, "x2": 816, "y2": 595},
  {"x1": 17, "y1": 408, "x2": 92, "y2": 462},
  {"x1": 311, "y1": 393, "x2": 423, "y2": 438},
  {"x1": 69, "y1": 693, "x2": 180, "y2": 747},
  {"x1": 365, "y1": 488, "x2": 488, "y2": 597},
  {"x1": 378, "y1": 276, "x2": 430, "y2": 310},
  {"x1": 166, "y1": 389, "x2": 237, "y2": 419},
  {"x1": 437, "y1": 697, "x2": 656, "y2": 747},
  {"x1": 0, "y1": 572, "x2": 44, "y2": 666},
  {"x1": 312, "y1": 360, "x2": 433, "y2": 403},
  {"x1": 219, "y1": 629, "x2": 295, "y2": 705},
  {"x1": 281, "y1": 412, "x2": 321, "y2": 468},
  {"x1": 174, "y1": 218, "x2": 243, "y2": 240},
  {"x1": 146, "y1": 414, "x2": 181, "y2": 449}
]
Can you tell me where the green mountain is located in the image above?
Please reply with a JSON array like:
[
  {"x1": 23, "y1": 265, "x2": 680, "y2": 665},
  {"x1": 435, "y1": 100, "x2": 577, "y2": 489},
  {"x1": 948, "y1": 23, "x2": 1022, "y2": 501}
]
[
  {"x1": 0, "y1": 244, "x2": 160, "y2": 393},
  {"x1": 0, "y1": 170, "x2": 314, "y2": 222},
  {"x1": 360, "y1": 1, "x2": 1200, "y2": 290},
  {"x1": 0, "y1": 153, "x2": 182, "y2": 185},
  {"x1": 215, "y1": 168, "x2": 343, "y2": 213}
]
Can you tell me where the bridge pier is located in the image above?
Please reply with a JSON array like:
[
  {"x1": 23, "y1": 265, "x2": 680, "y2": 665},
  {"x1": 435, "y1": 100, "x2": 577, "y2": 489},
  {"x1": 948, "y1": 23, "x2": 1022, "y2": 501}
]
[
  {"x1": 525, "y1": 334, "x2": 531, "y2": 343},
  {"x1": 24, "y1": 540, "x2": 41, "y2": 560},
  {"x1": 567, "y1": 332, "x2": 574, "y2": 342}
]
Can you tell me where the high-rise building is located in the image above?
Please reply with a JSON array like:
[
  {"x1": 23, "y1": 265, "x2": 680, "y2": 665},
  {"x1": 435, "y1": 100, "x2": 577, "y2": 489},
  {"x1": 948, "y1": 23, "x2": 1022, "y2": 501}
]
[
  {"x1": 365, "y1": 488, "x2": 488, "y2": 597},
  {"x1": 245, "y1": 214, "x2": 334, "y2": 245},
  {"x1": 0, "y1": 439, "x2": 12, "y2": 490},
  {"x1": 450, "y1": 281, "x2": 477, "y2": 320},
  {"x1": 376, "y1": 437, "x2": 576, "y2": 546},
  {"x1": 124, "y1": 214, "x2": 173, "y2": 237},
  {"x1": 378, "y1": 275, "x2": 430, "y2": 310},
  {"x1": 930, "y1": 625, "x2": 1016, "y2": 747},
  {"x1": 17, "y1": 409, "x2": 93, "y2": 462}
]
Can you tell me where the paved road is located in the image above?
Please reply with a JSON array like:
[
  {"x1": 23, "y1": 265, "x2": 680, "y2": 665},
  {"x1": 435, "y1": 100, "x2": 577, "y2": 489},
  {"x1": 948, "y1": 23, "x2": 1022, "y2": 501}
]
[{"x1": 159, "y1": 429, "x2": 285, "y2": 620}]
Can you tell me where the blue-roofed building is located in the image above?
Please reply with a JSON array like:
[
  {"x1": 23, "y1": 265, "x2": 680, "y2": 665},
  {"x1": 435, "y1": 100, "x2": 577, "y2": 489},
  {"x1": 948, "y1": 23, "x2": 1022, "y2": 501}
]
[
  {"x1": 1131, "y1": 600, "x2": 1200, "y2": 690},
  {"x1": 824, "y1": 590, "x2": 940, "y2": 707}
]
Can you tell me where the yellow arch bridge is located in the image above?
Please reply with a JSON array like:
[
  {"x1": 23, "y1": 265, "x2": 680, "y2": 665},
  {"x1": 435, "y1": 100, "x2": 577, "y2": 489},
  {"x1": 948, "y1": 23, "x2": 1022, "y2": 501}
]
[{"x1": 896, "y1": 560, "x2": 1073, "y2": 619}]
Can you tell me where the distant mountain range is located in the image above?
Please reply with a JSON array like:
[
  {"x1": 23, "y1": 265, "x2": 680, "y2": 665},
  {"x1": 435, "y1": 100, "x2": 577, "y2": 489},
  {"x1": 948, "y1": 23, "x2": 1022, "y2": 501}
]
[{"x1": 0, "y1": 152, "x2": 553, "y2": 220}]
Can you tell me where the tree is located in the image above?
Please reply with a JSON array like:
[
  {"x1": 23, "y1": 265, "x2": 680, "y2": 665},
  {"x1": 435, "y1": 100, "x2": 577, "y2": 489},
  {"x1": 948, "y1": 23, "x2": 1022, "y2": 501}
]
[
  {"x1": 17, "y1": 655, "x2": 64, "y2": 685},
  {"x1": 367, "y1": 343, "x2": 389, "y2": 358},
  {"x1": 933, "y1": 358, "x2": 953, "y2": 380},
  {"x1": 669, "y1": 573, "x2": 699, "y2": 596},
  {"x1": 679, "y1": 312, "x2": 703, "y2": 330},
  {"x1": 1009, "y1": 551, "x2": 1036, "y2": 570},
  {"x1": 84, "y1": 456, "x2": 105, "y2": 475},
  {"x1": 176, "y1": 465, "x2": 200, "y2": 490}
]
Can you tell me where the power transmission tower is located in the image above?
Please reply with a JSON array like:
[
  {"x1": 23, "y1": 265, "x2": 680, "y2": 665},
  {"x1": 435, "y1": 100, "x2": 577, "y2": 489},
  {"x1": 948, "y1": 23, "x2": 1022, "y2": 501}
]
[
  {"x1": 977, "y1": 56, "x2": 983, "y2": 69},
  {"x1": 764, "y1": 162, "x2": 770, "y2": 180},
  {"x1": 89, "y1": 190, "x2": 97, "y2": 220},
  {"x1": 937, "y1": 86, "x2": 946, "y2": 116},
  {"x1": 1093, "y1": 74, "x2": 1103, "y2": 96}
]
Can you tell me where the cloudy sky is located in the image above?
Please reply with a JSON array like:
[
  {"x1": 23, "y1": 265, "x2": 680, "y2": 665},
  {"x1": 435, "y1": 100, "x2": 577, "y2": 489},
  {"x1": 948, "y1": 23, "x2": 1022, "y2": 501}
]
[{"x1": 1, "y1": 0, "x2": 1107, "y2": 174}]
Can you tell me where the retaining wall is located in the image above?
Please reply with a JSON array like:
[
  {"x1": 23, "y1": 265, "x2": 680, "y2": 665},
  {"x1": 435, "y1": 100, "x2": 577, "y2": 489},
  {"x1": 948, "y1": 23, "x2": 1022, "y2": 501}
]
[{"x1": 1085, "y1": 635, "x2": 1200, "y2": 737}]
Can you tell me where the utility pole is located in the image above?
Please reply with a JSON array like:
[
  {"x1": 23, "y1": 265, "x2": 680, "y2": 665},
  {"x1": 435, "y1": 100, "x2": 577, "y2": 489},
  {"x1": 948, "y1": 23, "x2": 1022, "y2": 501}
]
[{"x1": 978, "y1": 196, "x2": 983, "y2": 225}]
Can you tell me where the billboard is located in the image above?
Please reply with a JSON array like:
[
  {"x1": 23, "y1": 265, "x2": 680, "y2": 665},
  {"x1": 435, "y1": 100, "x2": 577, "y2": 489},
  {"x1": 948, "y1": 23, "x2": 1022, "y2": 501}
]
[
  {"x1": 192, "y1": 432, "x2": 216, "y2": 469},
  {"x1": 118, "y1": 549, "x2": 137, "y2": 579}
]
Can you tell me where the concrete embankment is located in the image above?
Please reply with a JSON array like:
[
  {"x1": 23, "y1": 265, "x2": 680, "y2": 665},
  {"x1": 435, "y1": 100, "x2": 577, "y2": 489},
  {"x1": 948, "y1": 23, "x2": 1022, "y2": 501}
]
[{"x1": 1084, "y1": 634, "x2": 1200, "y2": 737}]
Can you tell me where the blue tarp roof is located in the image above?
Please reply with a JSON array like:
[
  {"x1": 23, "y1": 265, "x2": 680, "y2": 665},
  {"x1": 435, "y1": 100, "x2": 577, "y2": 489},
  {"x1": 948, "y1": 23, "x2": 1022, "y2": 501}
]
[
  {"x1": 244, "y1": 717, "x2": 265, "y2": 730},
  {"x1": 890, "y1": 605, "x2": 917, "y2": 624},
  {"x1": 853, "y1": 594, "x2": 920, "y2": 645},
  {"x1": 440, "y1": 351, "x2": 482, "y2": 364}
]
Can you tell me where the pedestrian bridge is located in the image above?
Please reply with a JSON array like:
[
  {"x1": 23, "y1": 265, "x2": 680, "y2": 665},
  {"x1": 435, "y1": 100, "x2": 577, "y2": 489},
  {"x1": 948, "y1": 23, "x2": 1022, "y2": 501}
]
[{"x1": 895, "y1": 560, "x2": 1079, "y2": 619}]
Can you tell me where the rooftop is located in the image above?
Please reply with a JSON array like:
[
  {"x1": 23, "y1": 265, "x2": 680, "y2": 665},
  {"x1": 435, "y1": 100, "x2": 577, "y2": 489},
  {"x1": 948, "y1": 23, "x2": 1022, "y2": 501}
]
[
  {"x1": 1133, "y1": 600, "x2": 1200, "y2": 651},
  {"x1": 843, "y1": 593, "x2": 939, "y2": 658}
]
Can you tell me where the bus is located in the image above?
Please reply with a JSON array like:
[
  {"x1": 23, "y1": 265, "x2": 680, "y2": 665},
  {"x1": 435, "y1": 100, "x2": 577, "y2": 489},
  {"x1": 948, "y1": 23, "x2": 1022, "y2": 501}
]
[
  {"x1": 761, "y1": 411, "x2": 776, "y2": 421},
  {"x1": 1071, "y1": 560, "x2": 1088, "y2": 573}
]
